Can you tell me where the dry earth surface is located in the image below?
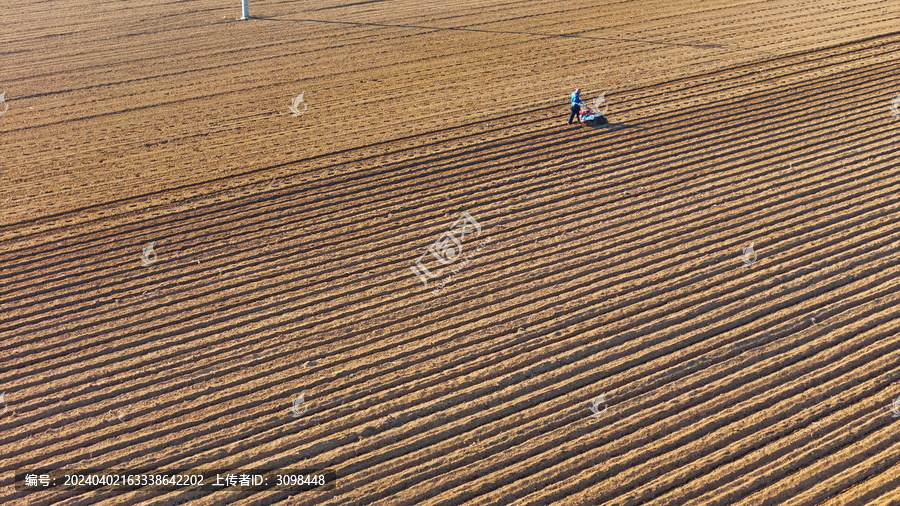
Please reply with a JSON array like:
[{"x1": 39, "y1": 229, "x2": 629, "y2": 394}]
[{"x1": 2, "y1": 0, "x2": 900, "y2": 504}]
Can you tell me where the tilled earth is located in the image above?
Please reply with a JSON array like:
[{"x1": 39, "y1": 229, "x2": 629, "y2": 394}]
[{"x1": 2, "y1": 0, "x2": 900, "y2": 504}]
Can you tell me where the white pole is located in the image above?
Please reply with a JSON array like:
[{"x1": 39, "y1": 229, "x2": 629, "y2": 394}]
[{"x1": 240, "y1": 0, "x2": 249, "y2": 19}]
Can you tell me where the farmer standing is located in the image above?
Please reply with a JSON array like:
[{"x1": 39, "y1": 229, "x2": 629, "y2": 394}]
[{"x1": 568, "y1": 88, "x2": 585, "y2": 124}]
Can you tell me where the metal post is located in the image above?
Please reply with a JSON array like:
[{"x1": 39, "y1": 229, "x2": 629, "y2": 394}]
[{"x1": 240, "y1": 0, "x2": 249, "y2": 19}]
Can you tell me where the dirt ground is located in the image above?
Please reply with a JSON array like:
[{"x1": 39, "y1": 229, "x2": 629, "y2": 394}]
[{"x1": 2, "y1": 0, "x2": 900, "y2": 504}]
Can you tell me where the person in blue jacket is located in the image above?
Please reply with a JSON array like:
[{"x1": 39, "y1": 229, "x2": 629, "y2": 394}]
[{"x1": 568, "y1": 88, "x2": 585, "y2": 124}]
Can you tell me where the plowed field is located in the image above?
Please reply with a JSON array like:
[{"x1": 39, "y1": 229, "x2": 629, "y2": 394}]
[{"x1": 3, "y1": 0, "x2": 900, "y2": 504}]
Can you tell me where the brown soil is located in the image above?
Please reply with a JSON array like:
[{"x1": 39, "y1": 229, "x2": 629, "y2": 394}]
[{"x1": 2, "y1": 0, "x2": 900, "y2": 504}]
